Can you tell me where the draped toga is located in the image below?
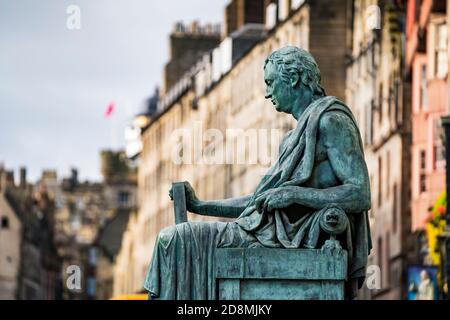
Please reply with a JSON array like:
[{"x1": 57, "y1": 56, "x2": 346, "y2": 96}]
[{"x1": 144, "y1": 96, "x2": 372, "y2": 299}]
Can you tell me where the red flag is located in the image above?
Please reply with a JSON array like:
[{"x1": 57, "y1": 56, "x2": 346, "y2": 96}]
[{"x1": 104, "y1": 101, "x2": 115, "y2": 118}]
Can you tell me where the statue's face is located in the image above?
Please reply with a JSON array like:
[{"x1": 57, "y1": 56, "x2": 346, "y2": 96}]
[{"x1": 264, "y1": 61, "x2": 292, "y2": 114}]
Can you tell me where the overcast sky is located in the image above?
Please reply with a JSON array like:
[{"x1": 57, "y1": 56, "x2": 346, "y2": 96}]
[{"x1": 0, "y1": 0, "x2": 228, "y2": 183}]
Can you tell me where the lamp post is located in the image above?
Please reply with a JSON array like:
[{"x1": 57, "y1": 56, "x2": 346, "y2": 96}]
[{"x1": 440, "y1": 115, "x2": 450, "y2": 299}]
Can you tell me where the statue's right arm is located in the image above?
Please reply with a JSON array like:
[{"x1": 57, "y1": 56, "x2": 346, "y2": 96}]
[{"x1": 190, "y1": 194, "x2": 252, "y2": 219}]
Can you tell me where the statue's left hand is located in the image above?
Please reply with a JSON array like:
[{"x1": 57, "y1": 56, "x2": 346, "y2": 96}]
[{"x1": 255, "y1": 187, "x2": 296, "y2": 213}]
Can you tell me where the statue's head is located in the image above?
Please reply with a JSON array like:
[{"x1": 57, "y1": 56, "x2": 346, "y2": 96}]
[{"x1": 264, "y1": 46, "x2": 325, "y2": 114}]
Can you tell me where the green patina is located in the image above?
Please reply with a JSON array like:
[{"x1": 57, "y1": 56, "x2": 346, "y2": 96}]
[{"x1": 144, "y1": 46, "x2": 372, "y2": 300}]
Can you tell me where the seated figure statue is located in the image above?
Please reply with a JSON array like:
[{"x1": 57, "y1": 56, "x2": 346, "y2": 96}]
[{"x1": 144, "y1": 46, "x2": 372, "y2": 300}]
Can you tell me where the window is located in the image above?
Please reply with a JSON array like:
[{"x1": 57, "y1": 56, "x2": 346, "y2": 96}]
[
  {"x1": 420, "y1": 150, "x2": 426, "y2": 169},
  {"x1": 435, "y1": 22, "x2": 448, "y2": 79},
  {"x1": 358, "y1": 45, "x2": 363, "y2": 77},
  {"x1": 386, "y1": 233, "x2": 391, "y2": 285},
  {"x1": 87, "y1": 277, "x2": 96, "y2": 298},
  {"x1": 388, "y1": 75, "x2": 393, "y2": 124},
  {"x1": 419, "y1": 150, "x2": 426, "y2": 193},
  {"x1": 118, "y1": 191, "x2": 129, "y2": 206},
  {"x1": 433, "y1": 118, "x2": 445, "y2": 170},
  {"x1": 368, "y1": 99, "x2": 375, "y2": 144},
  {"x1": 379, "y1": 83, "x2": 383, "y2": 123},
  {"x1": 386, "y1": 152, "x2": 390, "y2": 199},
  {"x1": 378, "y1": 156, "x2": 382, "y2": 207},
  {"x1": 420, "y1": 64, "x2": 427, "y2": 109},
  {"x1": 1, "y1": 216, "x2": 9, "y2": 229},
  {"x1": 378, "y1": 237, "x2": 383, "y2": 288},
  {"x1": 88, "y1": 247, "x2": 97, "y2": 267},
  {"x1": 367, "y1": 44, "x2": 374, "y2": 74},
  {"x1": 365, "y1": 100, "x2": 374, "y2": 146},
  {"x1": 393, "y1": 183, "x2": 397, "y2": 233},
  {"x1": 394, "y1": 78, "x2": 400, "y2": 125}
]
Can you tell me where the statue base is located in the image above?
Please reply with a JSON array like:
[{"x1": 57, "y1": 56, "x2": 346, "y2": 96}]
[{"x1": 215, "y1": 245, "x2": 347, "y2": 300}]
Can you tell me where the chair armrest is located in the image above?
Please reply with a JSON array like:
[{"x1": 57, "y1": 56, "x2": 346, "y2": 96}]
[
  {"x1": 172, "y1": 182, "x2": 188, "y2": 224},
  {"x1": 319, "y1": 206, "x2": 349, "y2": 238}
]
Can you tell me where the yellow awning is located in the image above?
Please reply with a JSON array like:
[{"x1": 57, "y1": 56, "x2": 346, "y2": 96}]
[{"x1": 110, "y1": 293, "x2": 148, "y2": 300}]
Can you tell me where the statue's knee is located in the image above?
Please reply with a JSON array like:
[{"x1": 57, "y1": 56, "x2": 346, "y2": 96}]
[{"x1": 157, "y1": 225, "x2": 177, "y2": 245}]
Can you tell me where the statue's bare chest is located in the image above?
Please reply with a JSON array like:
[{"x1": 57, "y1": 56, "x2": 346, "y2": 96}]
[
  {"x1": 280, "y1": 129, "x2": 339, "y2": 188},
  {"x1": 304, "y1": 135, "x2": 339, "y2": 188}
]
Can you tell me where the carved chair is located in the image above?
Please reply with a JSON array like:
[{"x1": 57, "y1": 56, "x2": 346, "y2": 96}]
[{"x1": 171, "y1": 182, "x2": 348, "y2": 300}]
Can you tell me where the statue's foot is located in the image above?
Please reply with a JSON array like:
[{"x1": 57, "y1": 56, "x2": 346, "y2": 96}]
[{"x1": 321, "y1": 239, "x2": 343, "y2": 257}]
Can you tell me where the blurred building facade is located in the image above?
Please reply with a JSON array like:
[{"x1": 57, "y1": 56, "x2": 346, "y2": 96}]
[
  {"x1": 346, "y1": 0, "x2": 414, "y2": 299},
  {"x1": 0, "y1": 167, "x2": 62, "y2": 300},
  {"x1": 33, "y1": 151, "x2": 138, "y2": 300},
  {"x1": 407, "y1": 0, "x2": 447, "y2": 244},
  {"x1": 0, "y1": 149, "x2": 137, "y2": 300},
  {"x1": 91, "y1": 151, "x2": 137, "y2": 300},
  {"x1": 0, "y1": 169, "x2": 22, "y2": 299},
  {"x1": 163, "y1": 21, "x2": 222, "y2": 95},
  {"x1": 405, "y1": 0, "x2": 448, "y2": 298},
  {"x1": 52, "y1": 169, "x2": 105, "y2": 300},
  {"x1": 225, "y1": 0, "x2": 266, "y2": 35}
]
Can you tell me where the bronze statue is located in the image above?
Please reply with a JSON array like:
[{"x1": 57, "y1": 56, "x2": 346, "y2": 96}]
[{"x1": 144, "y1": 46, "x2": 372, "y2": 300}]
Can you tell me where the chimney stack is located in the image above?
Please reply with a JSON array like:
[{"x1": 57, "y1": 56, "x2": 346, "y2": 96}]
[
  {"x1": 20, "y1": 167, "x2": 27, "y2": 188},
  {"x1": 0, "y1": 168, "x2": 4, "y2": 192},
  {"x1": 5, "y1": 171, "x2": 14, "y2": 189},
  {"x1": 0, "y1": 167, "x2": 13, "y2": 191},
  {"x1": 71, "y1": 168, "x2": 79, "y2": 187}
]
